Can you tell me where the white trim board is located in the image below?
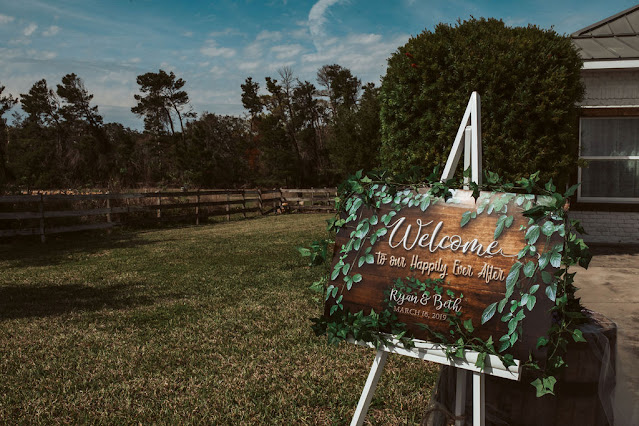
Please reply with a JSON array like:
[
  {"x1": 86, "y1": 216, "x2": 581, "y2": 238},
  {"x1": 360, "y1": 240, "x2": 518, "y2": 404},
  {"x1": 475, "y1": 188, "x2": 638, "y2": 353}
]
[{"x1": 582, "y1": 59, "x2": 639, "y2": 69}]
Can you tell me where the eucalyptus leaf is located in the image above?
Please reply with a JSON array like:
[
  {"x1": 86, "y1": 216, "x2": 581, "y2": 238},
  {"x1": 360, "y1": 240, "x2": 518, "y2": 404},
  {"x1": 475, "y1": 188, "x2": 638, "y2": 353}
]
[
  {"x1": 481, "y1": 302, "x2": 497, "y2": 324},
  {"x1": 461, "y1": 211, "x2": 472, "y2": 227}
]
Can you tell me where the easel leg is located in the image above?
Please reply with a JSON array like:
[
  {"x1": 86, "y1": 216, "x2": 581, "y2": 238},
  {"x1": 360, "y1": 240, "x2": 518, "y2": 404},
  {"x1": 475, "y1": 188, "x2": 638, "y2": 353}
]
[
  {"x1": 472, "y1": 371, "x2": 485, "y2": 426},
  {"x1": 455, "y1": 369, "x2": 467, "y2": 426},
  {"x1": 350, "y1": 349, "x2": 389, "y2": 426}
]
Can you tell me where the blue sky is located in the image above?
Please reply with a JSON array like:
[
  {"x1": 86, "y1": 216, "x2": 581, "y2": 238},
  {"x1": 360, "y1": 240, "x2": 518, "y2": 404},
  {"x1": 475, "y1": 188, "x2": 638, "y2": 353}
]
[{"x1": 0, "y1": 0, "x2": 636, "y2": 129}]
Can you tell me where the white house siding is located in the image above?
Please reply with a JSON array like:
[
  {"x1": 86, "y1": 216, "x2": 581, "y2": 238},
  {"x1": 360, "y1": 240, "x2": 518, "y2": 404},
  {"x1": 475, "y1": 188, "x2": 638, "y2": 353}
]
[
  {"x1": 580, "y1": 69, "x2": 639, "y2": 106},
  {"x1": 570, "y1": 210, "x2": 639, "y2": 244}
]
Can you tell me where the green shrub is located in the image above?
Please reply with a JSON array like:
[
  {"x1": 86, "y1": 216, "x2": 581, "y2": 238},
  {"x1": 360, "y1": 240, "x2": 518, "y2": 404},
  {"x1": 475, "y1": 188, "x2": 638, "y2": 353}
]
[{"x1": 380, "y1": 18, "x2": 584, "y2": 185}]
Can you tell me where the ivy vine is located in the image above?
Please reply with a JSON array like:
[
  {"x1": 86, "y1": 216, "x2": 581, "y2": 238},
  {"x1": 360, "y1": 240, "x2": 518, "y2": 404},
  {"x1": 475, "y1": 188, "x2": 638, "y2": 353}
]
[{"x1": 299, "y1": 167, "x2": 591, "y2": 397}]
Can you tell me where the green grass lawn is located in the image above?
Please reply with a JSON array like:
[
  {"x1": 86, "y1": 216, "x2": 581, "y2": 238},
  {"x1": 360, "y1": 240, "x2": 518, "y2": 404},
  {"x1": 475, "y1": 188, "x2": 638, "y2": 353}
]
[{"x1": 0, "y1": 214, "x2": 439, "y2": 424}]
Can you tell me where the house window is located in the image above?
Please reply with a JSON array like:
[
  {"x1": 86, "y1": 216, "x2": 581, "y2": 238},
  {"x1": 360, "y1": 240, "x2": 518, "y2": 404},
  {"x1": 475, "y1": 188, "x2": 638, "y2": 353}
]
[{"x1": 579, "y1": 117, "x2": 639, "y2": 202}]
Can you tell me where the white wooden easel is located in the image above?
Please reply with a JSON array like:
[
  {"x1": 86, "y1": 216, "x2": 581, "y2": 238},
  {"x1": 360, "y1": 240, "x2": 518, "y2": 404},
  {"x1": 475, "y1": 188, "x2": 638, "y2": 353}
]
[{"x1": 349, "y1": 93, "x2": 521, "y2": 426}]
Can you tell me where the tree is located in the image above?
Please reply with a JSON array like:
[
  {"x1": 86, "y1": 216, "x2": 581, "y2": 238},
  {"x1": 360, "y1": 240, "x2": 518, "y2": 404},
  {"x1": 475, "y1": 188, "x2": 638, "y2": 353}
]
[
  {"x1": 317, "y1": 64, "x2": 361, "y2": 116},
  {"x1": 0, "y1": 84, "x2": 17, "y2": 188},
  {"x1": 326, "y1": 82, "x2": 381, "y2": 177},
  {"x1": 57, "y1": 73, "x2": 111, "y2": 183},
  {"x1": 183, "y1": 113, "x2": 250, "y2": 187},
  {"x1": 57, "y1": 73, "x2": 103, "y2": 129},
  {"x1": 379, "y1": 18, "x2": 584, "y2": 185},
  {"x1": 131, "y1": 70, "x2": 194, "y2": 139},
  {"x1": 20, "y1": 79, "x2": 62, "y2": 129}
]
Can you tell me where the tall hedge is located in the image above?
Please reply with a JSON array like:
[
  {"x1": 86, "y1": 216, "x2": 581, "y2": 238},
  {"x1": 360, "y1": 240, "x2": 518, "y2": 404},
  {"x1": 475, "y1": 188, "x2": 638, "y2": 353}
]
[{"x1": 379, "y1": 18, "x2": 584, "y2": 185}]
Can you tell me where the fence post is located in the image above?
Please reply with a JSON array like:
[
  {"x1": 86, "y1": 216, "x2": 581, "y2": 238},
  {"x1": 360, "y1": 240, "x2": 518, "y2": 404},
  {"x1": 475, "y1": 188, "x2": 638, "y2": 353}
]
[
  {"x1": 242, "y1": 190, "x2": 247, "y2": 218},
  {"x1": 279, "y1": 188, "x2": 283, "y2": 213},
  {"x1": 226, "y1": 191, "x2": 230, "y2": 221},
  {"x1": 39, "y1": 193, "x2": 45, "y2": 243},
  {"x1": 310, "y1": 187, "x2": 314, "y2": 207},
  {"x1": 106, "y1": 192, "x2": 112, "y2": 223},
  {"x1": 195, "y1": 189, "x2": 200, "y2": 225},
  {"x1": 157, "y1": 192, "x2": 162, "y2": 219},
  {"x1": 257, "y1": 188, "x2": 263, "y2": 215}
]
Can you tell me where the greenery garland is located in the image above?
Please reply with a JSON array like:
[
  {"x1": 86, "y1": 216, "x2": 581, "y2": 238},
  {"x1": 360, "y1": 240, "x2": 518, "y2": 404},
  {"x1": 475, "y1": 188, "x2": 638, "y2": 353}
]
[{"x1": 299, "y1": 167, "x2": 591, "y2": 397}]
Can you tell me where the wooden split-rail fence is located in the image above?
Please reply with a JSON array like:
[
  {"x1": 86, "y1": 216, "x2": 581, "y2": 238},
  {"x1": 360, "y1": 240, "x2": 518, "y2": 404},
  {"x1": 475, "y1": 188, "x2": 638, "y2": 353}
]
[{"x1": 0, "y1": 188, "x2": 337, "y2": 242}]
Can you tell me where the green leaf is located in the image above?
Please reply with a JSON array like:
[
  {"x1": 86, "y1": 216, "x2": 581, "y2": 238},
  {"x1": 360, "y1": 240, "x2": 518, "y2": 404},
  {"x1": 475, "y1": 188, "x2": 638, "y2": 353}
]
[
  {"x1": 358, "y1": 256, "x2": 365, "y2": 267},
  {"x1": 532, "y1": 376, "x2": 557, "y2": 397},
  {"x1": 498, "y1": 340, "x2": 510, "y2": 353},
  {"x1": 481, "y1": 302, "x2": 497, "y2": 324},
  {"x1": 463, "y1": 319, "x2": 474, "y2": 333},
  {"x1": 526, "y1": 295, "x2": 536, "y2": 311},
  {"x1": 352, "y1": 273, "x2": 363, "y2": 283},
  {"x1": 461, "y1": 211, "x2": 472, "y2": 227},
  {"x1": 505, "y1": 215, "x2": 514, "y2": 228},
  {"x1": 369, "y1": 215, "x2": 378, "y2": 226},
  {"x1": 572, "y1": 329, "x2": 587, "y2": 343},
  {"x1": 475, "y1": 352, "x2": 487, "y2": 370},
  {"x1": 525, "y1": 225, "x2": 540, "y2": 245},
  {"x1": 536, "y1": 336, "x2": 549, "y2": 349},
  {"x1": 330, "y1": 304, "x2": 338, "y2": 315},
  {"x1": 498, "y1": 298, "x2": 508, "y2": 313},
  {"x1": 564, "y1": 183, "x2": 579, "y2": 197},
  {"x1": 420, "y1": 197, "x2": 431, "y2": 211},
  {"x1": 523, "y1": 261, "x2": 536, "y2": 278},
  {"x1": 331, "y1": 268, "x2": 340, "y2": 281},
  {"x1": 494, "y1": 218, "x2": 506, "y2": 239},
  {"x1": 545, "y1": 283, "x2": 557, "y2": 301},
  {"x1": 541, "y1": 220, "x2": 555, "y2": 237},
  {"x1": 550, "y1": 251, "x2": 562, "y2": 268},
  {"x1": 541, "y1": 271, "x2": 553, "y2": 284},
  {"x1": 529, "y1": 284, "x2": 540, "y2": 294},
  {"x1": 342, "y1": 263, "x2": 350, "y2": 275},
  {"x1": 506, "y1": 265, "x2": 521, "y2": 292}
]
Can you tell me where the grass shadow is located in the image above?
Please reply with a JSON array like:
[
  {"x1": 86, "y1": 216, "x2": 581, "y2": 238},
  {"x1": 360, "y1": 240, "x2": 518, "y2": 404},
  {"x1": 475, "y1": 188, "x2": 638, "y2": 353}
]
[
  {"x1": 0, "y1": 229, "x2": 177, "y2": 269},
  {"x1": 0, "y1": 281, "x2": 154, "y2": 321}
]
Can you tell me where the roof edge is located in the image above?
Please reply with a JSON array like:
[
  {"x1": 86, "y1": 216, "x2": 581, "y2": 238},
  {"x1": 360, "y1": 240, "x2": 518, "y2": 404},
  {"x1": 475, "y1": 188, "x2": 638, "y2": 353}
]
[{"x1": 571, "y1": 4, "x2": 639, "y2": 37}]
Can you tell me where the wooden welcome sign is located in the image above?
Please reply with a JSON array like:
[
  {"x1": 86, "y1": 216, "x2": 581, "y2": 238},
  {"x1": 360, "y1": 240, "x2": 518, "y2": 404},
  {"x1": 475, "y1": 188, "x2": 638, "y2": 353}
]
[{"x1": 328, "y1": 189, "x2": 559, "y2": 362}]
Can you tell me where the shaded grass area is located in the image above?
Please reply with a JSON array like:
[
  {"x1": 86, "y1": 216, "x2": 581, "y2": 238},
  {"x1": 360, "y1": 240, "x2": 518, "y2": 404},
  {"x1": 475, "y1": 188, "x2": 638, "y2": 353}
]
[{"x1": 0, "y1": 215, "x2": 439, "y2": 424}]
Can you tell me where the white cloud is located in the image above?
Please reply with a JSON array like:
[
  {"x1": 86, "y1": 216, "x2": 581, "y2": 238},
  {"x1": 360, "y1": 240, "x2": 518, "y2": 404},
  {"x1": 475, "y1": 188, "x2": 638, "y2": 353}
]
[
  {"x1": 270, "y1": 44, "x2": 305, "y2": 60},
  {"x1": 128, "y1": 57, "x2": 141, "y2": 63},
  {"x1": 238, "y1": 61, "x2": 261, "y2": 71},
  {"x1": 183, "y1": 31, "x2": 194, "y2": 37},
  {"x1": 200, "y1": 40, "x2": 236, "y2": 58},
  {"x1": 345, "y1": 33, "x2": 382, "y2": 45},
  {"x1": 301, "y1": 32, "x2": 409, "y2": 84},
  {"x1": 23, "y1": 23, "x2": 37, "y2": 37},
  {"x1": 209, "y1": 65, "x2": 224, "y2": 75},
  {"x1": 209, "y1": 28, "x2": 243, "y2": 37},
  {"x1": 256, "y1": 30, "x2": 282, "y2": 42},
  {"x1": 42, "y1": 25, "x2": 60, "y2": 36},
  {"x1": 308, "y1": 0, "x2": 342, "y2": 49},
  {"x1": 243, "y1": 41, "x2": 265, "y2": 58},
  {"x1": 0, "y1": 14, "x2": 14, "y2": 24}
]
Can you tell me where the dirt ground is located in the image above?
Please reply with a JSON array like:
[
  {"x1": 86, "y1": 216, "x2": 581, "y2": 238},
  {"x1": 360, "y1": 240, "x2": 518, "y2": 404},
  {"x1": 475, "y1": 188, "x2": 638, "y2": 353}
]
[{"x1": 574, "y1": 244, "x2": 639, "y2": 426}]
